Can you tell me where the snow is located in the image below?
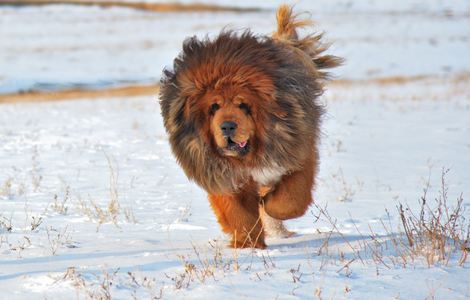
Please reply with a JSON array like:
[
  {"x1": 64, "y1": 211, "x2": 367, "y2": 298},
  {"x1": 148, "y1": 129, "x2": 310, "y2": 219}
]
[
  {"x1": 1, "y1": 0, "x2": 469, "y2": 93},
  {"x1": 1, "y1": 1, "x2": 470, "y2": 299}
]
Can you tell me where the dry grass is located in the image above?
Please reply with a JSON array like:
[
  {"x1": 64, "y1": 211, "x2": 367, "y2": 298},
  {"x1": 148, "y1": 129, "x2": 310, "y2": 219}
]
[
  {"x1": 61, "y1": 267, "x2": 119, "y2": 300},
  {"x1": 0, "y1": 0, "x2": 262, "y2": 13},
  {"x1": 0, "y1": 83, "x2": 159, "y2": 104},
  {"x1": 2, "y1": 72, "x2": 468, "y2": 105},
  {"x1": 331, "y1": 71, "x2": 470, "y2": 87},
  {"x1": 330, "y1": 168, "x2": 362, "y2": 202},
  {"x1": 397, "y1": 168, "x2": 469, "y2": 266},
  {"x1": 0, "y1": 177, "x2": 13, "y2": 198},
  {"x1": 50, "y1": 186, "x2": 70, "y2": 215},
  {"x1": 312, "y1": 168, "x2": 468, "y2": 271},
  {"x1": 150, "y1": 169, "x2": 468, "y2": 297},
  {"x1": 60, "y1": 266, "x2": 165, "y2": 300},
  {"x1": 167, "y1": 240, "x2": 238, "y2": 290},
  {"x1": 58, "y1": 239, "x2": 270, "y2": 299},
  {"x1": 46, "y1": 225, "x2": 72, "y2": 255},
  {"x1": 8, "y1": 236, "x2": 32, "y2": 258},
  {"x1": 54, "y1": 176, "x2": 468, "y2": 298},
  {"x1": 0, "y1": 214, "x2": 13, "y2": 233},
  {"x1": 75, "y1": 153, "x2": 137, "y2": 231}
]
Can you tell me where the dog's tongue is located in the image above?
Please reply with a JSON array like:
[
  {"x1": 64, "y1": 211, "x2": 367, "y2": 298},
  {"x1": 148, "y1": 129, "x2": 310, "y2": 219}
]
[{"x1": 237, "y1": 141, "x2": 247, "y2": 148}]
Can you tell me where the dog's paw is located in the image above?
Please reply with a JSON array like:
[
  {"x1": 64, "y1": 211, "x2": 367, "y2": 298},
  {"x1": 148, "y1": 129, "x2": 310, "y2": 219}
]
[
  {"x1": 259, "y1": 205, "x2": 296, "y2": 238},
  {"x1": 265, "y1": 220, "x2": 296, "y2": 238}
]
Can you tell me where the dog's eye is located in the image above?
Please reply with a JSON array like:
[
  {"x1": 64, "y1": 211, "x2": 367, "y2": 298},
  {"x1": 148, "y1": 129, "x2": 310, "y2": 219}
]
[
  {"x1": 239, "y1": 103, "x2": 251, "y2": 114},
  {"x1": 209, "y1": 103, "x2": 220, "y2": 115}
]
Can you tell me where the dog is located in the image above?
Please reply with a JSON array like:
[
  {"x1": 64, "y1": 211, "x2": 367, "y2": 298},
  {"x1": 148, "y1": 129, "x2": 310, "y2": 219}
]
[{"x1": 159, "y1": 5, "x2": 341, "y2": 248}]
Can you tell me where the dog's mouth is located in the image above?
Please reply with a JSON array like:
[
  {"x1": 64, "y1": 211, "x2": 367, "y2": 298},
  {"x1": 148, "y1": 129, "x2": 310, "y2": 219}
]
[{"x1": 220, "y1": 138, "x2": 249, "y2": 156}]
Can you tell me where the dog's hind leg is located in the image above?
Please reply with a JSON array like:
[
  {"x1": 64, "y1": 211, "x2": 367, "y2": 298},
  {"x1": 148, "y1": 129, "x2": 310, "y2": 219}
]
[
  {"x1": 208, "y1": 193, "x2": 266, "y2": 249},
  {"x1": 259, "y1": 205, "x2": 295, "y2": 238}
]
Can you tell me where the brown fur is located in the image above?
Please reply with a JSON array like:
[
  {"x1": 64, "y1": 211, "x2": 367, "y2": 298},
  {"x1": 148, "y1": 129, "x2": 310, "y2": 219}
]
[{"x1": 159, "y1": 5, "x2": 341, "y2": 248}]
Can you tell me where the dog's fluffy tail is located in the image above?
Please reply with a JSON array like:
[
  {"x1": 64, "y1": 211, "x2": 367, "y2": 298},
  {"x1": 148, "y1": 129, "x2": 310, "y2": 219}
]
[{"x1": 273, "y1": 5, "x2": 343, "y2": 79}]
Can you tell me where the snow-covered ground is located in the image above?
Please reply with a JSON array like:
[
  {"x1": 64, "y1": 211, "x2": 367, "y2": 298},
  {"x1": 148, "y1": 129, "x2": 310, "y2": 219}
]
[
  {"x1": 1, "y1": 0, "x2": 469, "y2": 93},
  {"x1": 1, "y1": 1, "x2": 469, "y2": 299}
]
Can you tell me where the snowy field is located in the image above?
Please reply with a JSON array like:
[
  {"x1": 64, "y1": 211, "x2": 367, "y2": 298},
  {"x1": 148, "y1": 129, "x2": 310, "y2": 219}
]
[
  {"x1": 1, "y1": 1, "x2": 470, "y2": 299},
  {"x1": 1, "y1": 0, "x2": 470, "y2": 93}
]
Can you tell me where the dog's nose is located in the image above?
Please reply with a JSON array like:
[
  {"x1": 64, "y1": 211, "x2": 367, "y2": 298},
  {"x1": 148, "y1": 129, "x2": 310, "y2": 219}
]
[{"x1": 220, "y1": 121, "x2": 237, "y2": 137}]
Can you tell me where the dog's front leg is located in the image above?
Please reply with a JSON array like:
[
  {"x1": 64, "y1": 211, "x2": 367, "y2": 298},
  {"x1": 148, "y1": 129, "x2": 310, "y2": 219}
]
[
  {"x1": 263, "y1": 159, "x2": 315, "y2": 220},
  {"x1": 208, "y1": 192, "x2": 266, "y2": 249}
]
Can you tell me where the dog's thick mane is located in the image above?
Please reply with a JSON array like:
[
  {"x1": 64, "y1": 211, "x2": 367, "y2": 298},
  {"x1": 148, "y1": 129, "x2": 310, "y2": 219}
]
[{"x1": 160, "y1": 5, "x2": 341, "y2": 195}]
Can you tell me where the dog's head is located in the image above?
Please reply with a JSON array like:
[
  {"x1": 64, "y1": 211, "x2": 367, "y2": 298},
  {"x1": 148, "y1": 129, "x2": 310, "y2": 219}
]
[
  {"x1": 206, "y1": 90, "x2": 254, "y2": 157},
  {"x1": 160, "y1": 31, "x2": 332, "y2": 193},
  {"x1": 198, "y1": 85, "x2": 266, "y2": 159},
  {"x1": 162, "y1": 32, "x2": 282, "y2": 166}
]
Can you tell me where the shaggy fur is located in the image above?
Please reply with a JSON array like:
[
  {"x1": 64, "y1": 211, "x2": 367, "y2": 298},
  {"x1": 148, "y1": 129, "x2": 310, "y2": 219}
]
[{"x1": 159, "y1": 5, "x2": 341, "y2": 248}]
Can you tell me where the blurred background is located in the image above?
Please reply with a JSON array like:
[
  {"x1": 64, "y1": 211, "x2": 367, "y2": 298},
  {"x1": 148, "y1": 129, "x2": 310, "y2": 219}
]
[{"x1": 1, "y1": 0, "x2": 469, "y2": 95}]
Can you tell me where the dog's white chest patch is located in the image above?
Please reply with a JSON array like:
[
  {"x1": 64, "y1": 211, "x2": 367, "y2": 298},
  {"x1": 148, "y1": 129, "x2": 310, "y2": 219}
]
[{"x1": 250, "y1": 166, "x2": 286, "y2": 185}]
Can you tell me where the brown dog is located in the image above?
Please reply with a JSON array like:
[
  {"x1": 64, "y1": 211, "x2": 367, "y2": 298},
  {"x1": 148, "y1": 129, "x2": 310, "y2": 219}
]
[{"x1": 160, "y1": 5, "x2": 341, "y2": 248}]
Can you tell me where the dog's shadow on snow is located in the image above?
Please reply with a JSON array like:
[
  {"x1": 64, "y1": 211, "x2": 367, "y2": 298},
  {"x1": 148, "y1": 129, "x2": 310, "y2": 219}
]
[
  {"x1": 267, "y1": 232, "x2": 361, "y2": 249},
  {"x1": 263, "y1": 231, "x2": 410, "y2": 264}
]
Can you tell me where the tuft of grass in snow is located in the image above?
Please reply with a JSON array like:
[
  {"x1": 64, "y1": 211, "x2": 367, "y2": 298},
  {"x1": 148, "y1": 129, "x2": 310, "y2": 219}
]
[
  {"x1": 397, "y1": 168, "x2": 469, "y2": 267},
  {"x1": 46, "y1": 226, "x2": 72, "y2": 256},
  {"x1": 29, "y1": 215, "x2": 43, "y2": 231},
  {"x1": 0, "y1": 214, "x2": 13, "y2": 233},
  {"x1": 75, "y1": 153, "x2": 137, "y2": 231},
  {"x1": 0, "y1": 177, "x2": 13, "y2": 198},
  {"x1": 59, "y1": 240, "x2": 273, "y2": 299},
  {"x1": 312, "y1": 168, "x2": 468, "y2": 271},
  {"x1": 321, "y1": 168, "x2": 363, "y2": 202},
  {"x1": 8, "y1": 236, "x2": 32, "y2": 258},
  {"x1": 60, "y1": 267, "x2": 118, "y2": 300},
  {"x1": 168, "y1": 240, "x2": 240, "y2": 290},
  {"x1": 50, "y1": 186, "x2": 70, "y2": 215}
]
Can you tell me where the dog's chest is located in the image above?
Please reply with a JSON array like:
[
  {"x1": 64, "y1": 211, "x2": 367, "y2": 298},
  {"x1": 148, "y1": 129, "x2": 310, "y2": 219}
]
[{"x1": 250, "y1": 166, "x2": 286, "y2": 186}]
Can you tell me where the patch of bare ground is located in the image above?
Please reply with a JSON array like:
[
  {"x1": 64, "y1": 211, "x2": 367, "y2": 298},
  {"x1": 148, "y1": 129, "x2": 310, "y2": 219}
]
[
  {"x1": 0, "y1": 0, "x2": 262, "y2": 13},
  {"x1": 1, "y1": 72, "x2": 468, "y2": 104},
  {"x1": 328, "y1": 72, "x2": 470, "y2": 102},
  {"x1": 331, "y1": 71, "x2": 470, "y2": 87},
  {"x1": 0, "y1": 83, "x2": 159, "y2": 104}
]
